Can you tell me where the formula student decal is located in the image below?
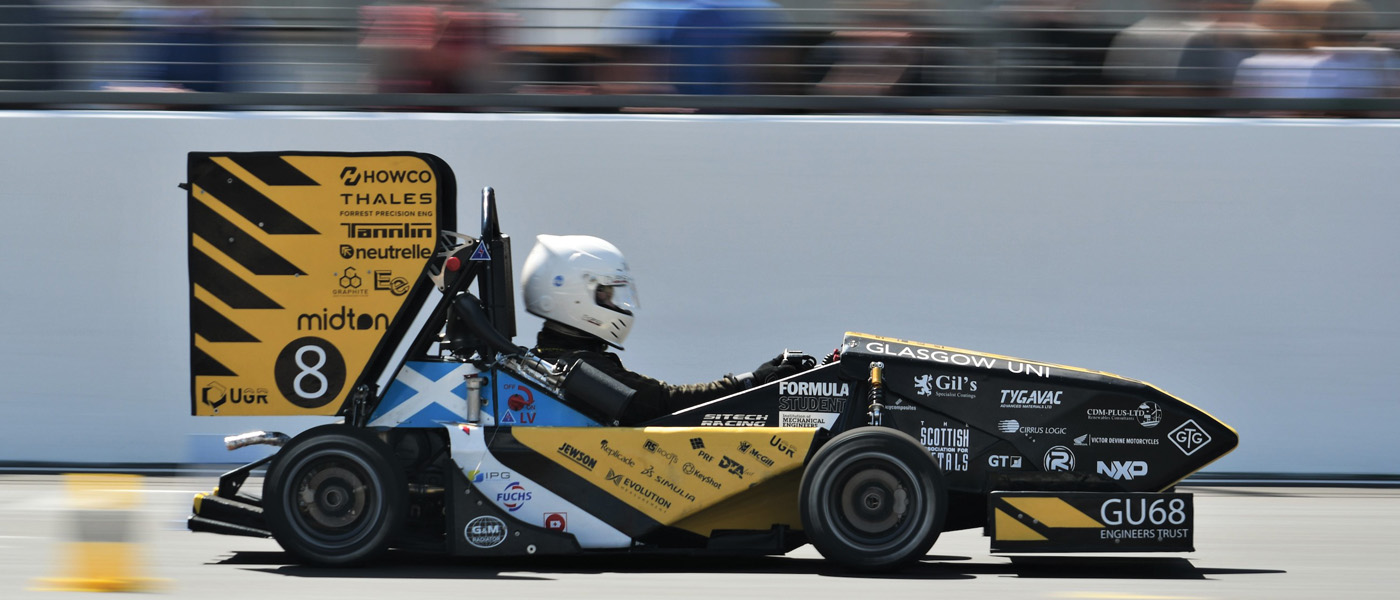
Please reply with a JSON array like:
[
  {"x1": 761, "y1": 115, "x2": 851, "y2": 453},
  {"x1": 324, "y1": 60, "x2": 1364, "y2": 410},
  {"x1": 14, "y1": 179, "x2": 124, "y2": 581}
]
[{"x1": 186, "y1": 152, "x2": 453, "y2": 416}]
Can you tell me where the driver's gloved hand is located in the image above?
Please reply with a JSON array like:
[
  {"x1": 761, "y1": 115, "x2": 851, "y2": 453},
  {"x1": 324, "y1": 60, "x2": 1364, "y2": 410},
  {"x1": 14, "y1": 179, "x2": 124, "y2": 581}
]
[{"x1": 752, "y1": 353, "x2": 802, "y2": 384}]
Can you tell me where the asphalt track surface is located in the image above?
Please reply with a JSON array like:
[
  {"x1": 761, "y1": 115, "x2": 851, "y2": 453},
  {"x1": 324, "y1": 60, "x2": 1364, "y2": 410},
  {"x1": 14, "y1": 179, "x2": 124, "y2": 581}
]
[{"x1": 1, "y1": 475, "x2": 1395, "y2": 600}]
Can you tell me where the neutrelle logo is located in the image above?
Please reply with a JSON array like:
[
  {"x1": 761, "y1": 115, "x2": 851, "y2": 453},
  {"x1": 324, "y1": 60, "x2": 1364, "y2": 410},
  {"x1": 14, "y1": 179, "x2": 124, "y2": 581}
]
[{"x1": 340, "y1": 166, "x2": 433, "y2": 186}]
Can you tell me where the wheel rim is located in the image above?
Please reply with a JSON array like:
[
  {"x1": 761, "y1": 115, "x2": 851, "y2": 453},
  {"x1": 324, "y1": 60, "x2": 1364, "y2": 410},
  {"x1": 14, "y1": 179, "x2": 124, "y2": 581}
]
[
  {"x1": 284, "y1": 448, "x2": 382, "y2": 548},
  {"x1": 822, "y1": 451, "x2": 926, "y2": 551}
]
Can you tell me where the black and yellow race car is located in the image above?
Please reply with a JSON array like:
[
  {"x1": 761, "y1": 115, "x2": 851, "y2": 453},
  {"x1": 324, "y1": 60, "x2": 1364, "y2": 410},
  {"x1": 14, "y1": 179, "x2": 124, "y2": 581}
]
[{"x1": 185, "y1": 152, "x2": 1238, "y2": 571}]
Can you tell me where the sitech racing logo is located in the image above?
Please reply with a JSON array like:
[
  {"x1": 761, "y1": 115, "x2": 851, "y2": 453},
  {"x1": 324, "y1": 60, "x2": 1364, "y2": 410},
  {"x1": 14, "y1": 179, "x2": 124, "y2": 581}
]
[
  {"x1": 1097, "y1": 460, "x2": 1149, "y2": 480},
  {"x1": 340, "y1": 166, "x2": 433, "y2": 186},
  {"x1": 200, "y1": 382, "x2": 269, "y2": 410},
  {"x1": 1043, "y1": 446, "x2": 1076, "y2": 472},
  {"x1": 495, "y1": 482, "x2": 532, "y2": 512}
]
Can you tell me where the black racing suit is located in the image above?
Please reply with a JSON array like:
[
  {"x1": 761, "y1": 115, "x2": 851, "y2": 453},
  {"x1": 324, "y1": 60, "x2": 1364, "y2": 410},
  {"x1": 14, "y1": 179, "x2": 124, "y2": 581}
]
[{"x1": 532, "y1": 325, "x2": 744, "y2": 425}]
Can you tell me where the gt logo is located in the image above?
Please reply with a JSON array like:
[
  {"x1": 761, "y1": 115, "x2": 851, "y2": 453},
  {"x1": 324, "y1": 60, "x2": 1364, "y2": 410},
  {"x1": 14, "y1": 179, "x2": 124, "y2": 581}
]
[
  {"x1": 1043, "y1": 446, "x2": 1075, "y2": 472},
  {"x1": 1097, "y1": 460, "x2": 1149, "y2": 480}
]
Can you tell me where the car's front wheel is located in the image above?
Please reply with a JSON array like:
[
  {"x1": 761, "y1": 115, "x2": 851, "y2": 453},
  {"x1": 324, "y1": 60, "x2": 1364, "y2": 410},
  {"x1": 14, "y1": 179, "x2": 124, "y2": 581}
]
[{"x1": 799, "y1": 426, "x2": 946, "y2": 571}]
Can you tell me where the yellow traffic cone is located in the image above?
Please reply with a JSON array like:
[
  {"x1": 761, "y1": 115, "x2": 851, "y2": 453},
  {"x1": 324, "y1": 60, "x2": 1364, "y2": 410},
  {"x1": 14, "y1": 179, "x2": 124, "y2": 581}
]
[{"x1": 32, "y1": 473, "x2": 166, "y2": 592}]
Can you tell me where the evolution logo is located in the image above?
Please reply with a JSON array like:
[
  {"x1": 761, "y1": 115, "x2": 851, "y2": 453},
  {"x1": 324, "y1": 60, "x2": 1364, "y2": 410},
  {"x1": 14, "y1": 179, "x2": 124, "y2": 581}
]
[
  {"x1": 495, "y1": 482, "x2": 532, "y2": 512},
  {"x1": 604, "y1": 469, "x2": 672, "y2": 510},
  {"x1": 1168, "y1": 420, "x2": 1212, "y2": 456},
  {"x1": 340, "y1": 166, "x2": 433, "y2": 186},
  {"x1": 1043, "y1": 446, "x2": 1076, "y2": 472},
  {"x1": 200, "y1": 382, "x2": 269, "y2": 410},
  {"x1": 296, "y1": 306, "x2": 389, "y2": 332},
  {"x1": 1097, "y1": 460, "x2": 1149, "y2": 480},
  {"x1": 342, "y1": 222, "x2": 433, "y2": 239}
]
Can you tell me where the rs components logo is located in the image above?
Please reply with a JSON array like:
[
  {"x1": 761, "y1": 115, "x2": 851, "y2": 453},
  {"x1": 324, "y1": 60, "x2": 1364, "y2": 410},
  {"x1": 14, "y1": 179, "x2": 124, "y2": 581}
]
[{"x1": 340, "y1": 166, "x2": 433, "y2": 186}]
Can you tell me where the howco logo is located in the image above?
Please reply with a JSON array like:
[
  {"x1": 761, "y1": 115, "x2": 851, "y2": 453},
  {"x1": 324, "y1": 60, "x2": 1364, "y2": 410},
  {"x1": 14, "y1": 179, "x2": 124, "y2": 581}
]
[{"x1": 340, "y1": 166, "x2": 433, "y2": 186}]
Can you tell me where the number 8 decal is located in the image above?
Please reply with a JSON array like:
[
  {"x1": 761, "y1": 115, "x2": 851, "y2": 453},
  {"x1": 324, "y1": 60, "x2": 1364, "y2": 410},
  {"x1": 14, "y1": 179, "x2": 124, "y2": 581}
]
[{"x1": 276, "y1": 336, "x2": 347, "y2": 409}]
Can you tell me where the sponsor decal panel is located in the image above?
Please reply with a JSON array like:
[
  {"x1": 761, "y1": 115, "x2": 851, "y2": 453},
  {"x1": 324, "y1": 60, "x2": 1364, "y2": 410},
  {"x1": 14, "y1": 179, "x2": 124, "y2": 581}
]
[
  {"x1": 700, "y1": 413, "x2": 768, "y2": 427},
  {"x1": 1168, "y1": 419, "x2": 1211, "y2": 455},
  {"x1": 779, "y1": 411, "x2": 840, "y2": 429},
  {"x1": 919, "y1": 421, "x2": 970, "y2": 472},
  {"x1": 861, "y1": 339, "x2": 1051, "y2": 378},
  {"x1": 464, "y1": 516, "x2": 507, "y2": 548},
  {"x1": 999, "y1": 389, "x2": 1062, "y2": 410},
  {"x1": 1043, "y1": 446, "x2": 1076, "y2": 471},
  {"x1": 1086, "y1": 401, "x2": 1162, "y2": 428},
  {"x1": 1096, "y1": 460, "x2": 1149, "y2": 480}
]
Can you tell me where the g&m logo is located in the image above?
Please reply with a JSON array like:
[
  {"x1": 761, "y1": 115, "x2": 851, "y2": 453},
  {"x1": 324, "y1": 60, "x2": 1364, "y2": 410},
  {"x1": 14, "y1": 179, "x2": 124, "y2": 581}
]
[{"x1": 340, "y1": 166, "x2": 433, "y2": 186}]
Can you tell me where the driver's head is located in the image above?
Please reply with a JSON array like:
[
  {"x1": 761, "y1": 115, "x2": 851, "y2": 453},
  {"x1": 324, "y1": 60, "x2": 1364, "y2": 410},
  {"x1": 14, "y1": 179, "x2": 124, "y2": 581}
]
[{"x1": 521, "y1": 235, "x2": 638, "y2": 348}]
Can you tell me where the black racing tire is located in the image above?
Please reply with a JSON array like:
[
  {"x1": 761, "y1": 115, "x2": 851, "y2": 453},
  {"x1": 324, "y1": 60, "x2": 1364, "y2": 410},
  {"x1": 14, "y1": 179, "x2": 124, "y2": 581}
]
[
  {"x1": 262, "y1": 424, "x2": 406, "y2": 566},
  {"x1": 799, "y1": 426, "x2": 947, "y2": 571}
]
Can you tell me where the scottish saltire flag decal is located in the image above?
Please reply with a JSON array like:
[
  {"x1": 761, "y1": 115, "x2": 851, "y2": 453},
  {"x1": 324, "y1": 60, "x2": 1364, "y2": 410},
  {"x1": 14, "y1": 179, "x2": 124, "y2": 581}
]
[{"x1": 370, "y1": 361, "x2": 490, "y2": 427}]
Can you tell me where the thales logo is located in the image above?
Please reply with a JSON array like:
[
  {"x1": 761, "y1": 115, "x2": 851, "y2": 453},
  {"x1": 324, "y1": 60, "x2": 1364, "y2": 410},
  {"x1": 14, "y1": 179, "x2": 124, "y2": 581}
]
[{"x1": 340, "y1": 166, "x2": 433, "y2": 186}]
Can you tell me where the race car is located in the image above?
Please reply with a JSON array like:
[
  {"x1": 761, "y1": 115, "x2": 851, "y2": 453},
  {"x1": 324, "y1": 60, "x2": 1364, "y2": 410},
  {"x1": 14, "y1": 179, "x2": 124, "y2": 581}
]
[{"x1": 184, "y1": 152, "x2": 1238, "y2": 571}]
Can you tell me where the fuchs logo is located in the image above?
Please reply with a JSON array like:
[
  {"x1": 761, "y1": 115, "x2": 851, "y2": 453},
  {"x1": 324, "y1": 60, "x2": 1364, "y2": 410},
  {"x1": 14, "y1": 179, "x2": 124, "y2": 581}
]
[
  {"x1": 557, "y1": 442, "x2": 597, "y2": 471},
  {"x1": 296, "y1": 306, "x2": 389, "y2": 331},
  {"x1": 495, "y1": 482, "x2": 532, "y2": 512},
  {"x1": 342, "y1": 222, "x2": 433, "y2": 239},
  {"x1": 1097, "y1": 460, "x2": 1148, "y2": 480},
  {"x1": 340, "y1": 166, "x2": 433, "y2": 186},
  {"x1": 464, "y1": 516, "x2": 506, "y2": 548},
  {"x1": 200, "y1": 382, "x2": 269, "y2": 410},
  {"x1": 1169, "y1": 419, "x2": 1212, "y2": 456},
  {"x1": 1043, "y1": 446, "x2": 1076, "y2": 472},
  {"x1": 339, "y1": 244, "x2": 433, "y2": 260}
]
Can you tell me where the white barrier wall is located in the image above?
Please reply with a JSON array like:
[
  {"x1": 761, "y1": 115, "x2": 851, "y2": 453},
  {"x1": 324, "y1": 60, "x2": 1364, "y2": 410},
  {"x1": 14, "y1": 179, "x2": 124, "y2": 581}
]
[{"x1": 1, "y1": 112, "x2": 1396, "y2": 473}]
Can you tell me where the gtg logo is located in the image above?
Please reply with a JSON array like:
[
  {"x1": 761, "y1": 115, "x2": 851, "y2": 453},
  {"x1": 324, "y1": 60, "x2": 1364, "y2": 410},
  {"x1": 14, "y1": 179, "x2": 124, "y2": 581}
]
[{"x1": 1169, "y1": 419, "x2": 1212, "y2": 456}]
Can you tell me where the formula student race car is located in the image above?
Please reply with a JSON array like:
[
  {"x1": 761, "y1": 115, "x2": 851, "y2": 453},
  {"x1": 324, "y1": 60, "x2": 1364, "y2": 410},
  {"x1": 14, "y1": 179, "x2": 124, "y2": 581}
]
[{"x1": 184, "y1": 152, "x2": 1238, "y2": 571}]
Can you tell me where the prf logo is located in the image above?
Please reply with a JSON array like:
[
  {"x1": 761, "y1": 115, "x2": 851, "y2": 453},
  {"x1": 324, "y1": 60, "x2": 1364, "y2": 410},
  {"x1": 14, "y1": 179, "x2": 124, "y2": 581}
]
[
  {"x1": 1169, "y1": 420, "x2": 1212, "y2": 455},
  {"x1": 1043, "y1": 446, "x2": 1075, "y2": 472}
]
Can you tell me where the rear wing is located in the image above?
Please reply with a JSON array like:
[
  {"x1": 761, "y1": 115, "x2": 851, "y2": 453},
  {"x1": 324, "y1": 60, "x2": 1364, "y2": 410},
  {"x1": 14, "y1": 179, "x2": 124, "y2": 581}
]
[{"x1": 185, "y1": 152, "x2": 459, "y2": 417}]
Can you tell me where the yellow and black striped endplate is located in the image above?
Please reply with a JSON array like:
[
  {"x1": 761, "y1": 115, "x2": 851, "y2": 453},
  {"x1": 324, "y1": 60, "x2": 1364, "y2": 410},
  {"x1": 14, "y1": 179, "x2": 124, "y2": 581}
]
[
  {"x1": 987, "y1": 491, "x2": 1194, "y2": 553},
  {"x1": 187, "y1": 152, "x2": 455, "y2": 416}
]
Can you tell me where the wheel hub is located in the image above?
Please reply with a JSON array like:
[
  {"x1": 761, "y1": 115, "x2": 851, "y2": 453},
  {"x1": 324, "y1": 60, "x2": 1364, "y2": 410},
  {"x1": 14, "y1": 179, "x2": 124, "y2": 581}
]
[
  {"x1": 839, "y1": 468, "x2": 909, "y2": 534},
  {"x1": 297, "y1": 465, "x2": 368, "y2": 530}
]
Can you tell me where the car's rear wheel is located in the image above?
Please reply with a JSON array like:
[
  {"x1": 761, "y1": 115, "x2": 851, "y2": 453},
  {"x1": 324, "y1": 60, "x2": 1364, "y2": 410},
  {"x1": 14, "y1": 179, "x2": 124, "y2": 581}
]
[
  {"x1": 799, "y1": 426, "x2": 946, "y2": 571},
  {"x1": 263, "y1": 424, "x2": 405, "y2": 566}
]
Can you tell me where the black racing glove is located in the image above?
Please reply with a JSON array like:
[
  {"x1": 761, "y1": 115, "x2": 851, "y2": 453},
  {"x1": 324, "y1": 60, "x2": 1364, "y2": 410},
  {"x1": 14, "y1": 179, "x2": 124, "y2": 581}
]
[{"x1": 752, "y1": 353, "x2": 801, "y2": 385}]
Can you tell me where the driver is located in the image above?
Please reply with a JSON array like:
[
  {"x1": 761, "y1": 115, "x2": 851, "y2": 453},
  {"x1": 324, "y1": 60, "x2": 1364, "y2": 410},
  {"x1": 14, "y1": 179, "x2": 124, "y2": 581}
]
[{"x1": 521, "y1": 234, "x2": 805, "y2": 424}]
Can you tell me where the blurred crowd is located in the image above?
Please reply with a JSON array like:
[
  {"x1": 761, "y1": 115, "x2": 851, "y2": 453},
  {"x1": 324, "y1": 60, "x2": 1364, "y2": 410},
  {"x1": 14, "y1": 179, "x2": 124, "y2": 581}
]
[{"x1": 1, "y1": 0, "x2": 1398, "y2": 114}]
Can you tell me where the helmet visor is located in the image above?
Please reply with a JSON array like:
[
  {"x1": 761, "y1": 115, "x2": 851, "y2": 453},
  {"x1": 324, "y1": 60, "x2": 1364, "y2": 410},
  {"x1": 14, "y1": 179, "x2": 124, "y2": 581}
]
[{"x1": 594, "y1": 279, "x2": 637, "y2": 316}]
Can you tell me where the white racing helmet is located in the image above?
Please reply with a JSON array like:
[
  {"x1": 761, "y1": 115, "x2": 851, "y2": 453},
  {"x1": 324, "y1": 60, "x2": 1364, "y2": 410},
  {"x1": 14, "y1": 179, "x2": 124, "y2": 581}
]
[{"x1": 521, "y1": 235, "x2": 638, "y2": 347}]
